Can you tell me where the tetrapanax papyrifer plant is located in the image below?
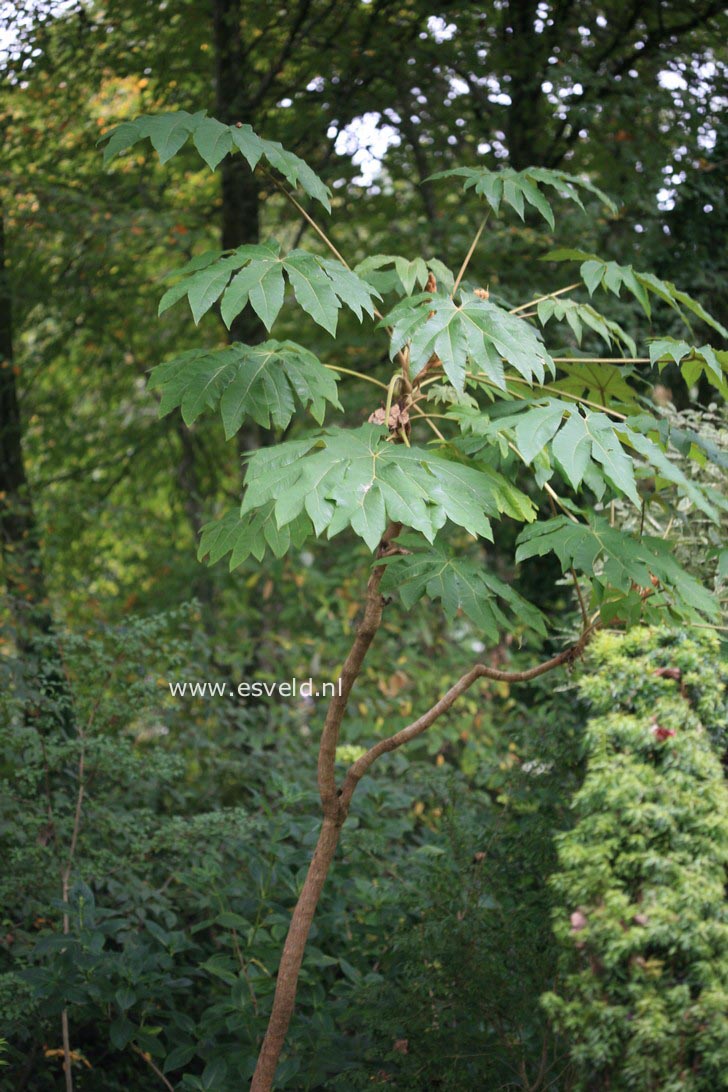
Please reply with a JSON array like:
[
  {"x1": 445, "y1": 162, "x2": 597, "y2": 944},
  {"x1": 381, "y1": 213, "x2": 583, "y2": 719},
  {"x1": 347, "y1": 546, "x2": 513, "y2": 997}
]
[{"x1": 100, "y1": 110, "x2": 727, "y2": 1090}]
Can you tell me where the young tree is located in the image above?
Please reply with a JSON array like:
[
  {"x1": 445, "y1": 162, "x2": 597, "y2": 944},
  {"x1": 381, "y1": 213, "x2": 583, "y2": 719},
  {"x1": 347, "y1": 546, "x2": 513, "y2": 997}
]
[{"x1": 101, "y1": 111, "x2": 726, "y2": 1089}]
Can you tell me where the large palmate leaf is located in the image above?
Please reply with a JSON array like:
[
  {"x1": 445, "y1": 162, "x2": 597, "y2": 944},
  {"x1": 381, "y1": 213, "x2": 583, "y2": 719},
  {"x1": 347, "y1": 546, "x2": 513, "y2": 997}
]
[
  {"x1": 627, "y1": 413, "x2": 728, "y2": 472},
  {"x1": 148, "y1": 340, "x2": 341, "y2": 436},
  {"x1": 554, "y1": 411, "x2": 641, "y2": 504},
  {"x1": 157, "y1": 241, "x2": 380, "y2": 334},
  {"x1": 457, "y1": 397, "x2": 720, "y2": 518},
  {"x1": 648, "y1": 338, "x2": 727, "y2": 391},
  {"x1": 198, "y1": 505, "x2": 313, "y2": 570},
  {"x1": 516, "y1": 516, "x2": 718, "y2": 624},
  {"x1": 354, "y1": 254, "x2": 455, "y2": 295},
  {"x1": 451, "y1": 398, "x2": 641, "y2": 505},
  {"x1": 427, "y1": 166, "x2": 617, "y2": 229},
  {"x1": 233, "y1": 424, "x2": 536, "y2": 554},
  {"x1": 380, "y1": 540, "x2": 546, "y2": 641},
  {"x1": 550, "y1": 360, "x2": 640, "y2": 410},
  {"x1": 537, "y1": 298, "x2": 636, "y2": 357},
  {"x1": 384, "y1": 292, "x2": 554, "y2": 391},
  {"x1": 100, "y1": 111, "x2": 331, "y2": 210},
  {"x1": 545, "y1": 249, "x2": 728, "y2": 347},
  {"x1": 617, "y1": 425, "x2": 720, "y2": 520}
]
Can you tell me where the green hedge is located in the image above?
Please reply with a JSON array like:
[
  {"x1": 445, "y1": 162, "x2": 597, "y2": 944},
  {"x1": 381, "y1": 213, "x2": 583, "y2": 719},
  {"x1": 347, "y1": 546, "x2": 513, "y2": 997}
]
[{"x1": 543, "y1": 628, "x2": 728, "y2": 1091}]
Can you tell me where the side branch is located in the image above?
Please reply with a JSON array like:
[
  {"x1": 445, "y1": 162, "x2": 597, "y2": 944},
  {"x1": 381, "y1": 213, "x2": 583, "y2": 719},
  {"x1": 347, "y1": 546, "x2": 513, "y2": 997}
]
[{"x1": 339, "y1": 634, "x2": 591, "y2": 807}]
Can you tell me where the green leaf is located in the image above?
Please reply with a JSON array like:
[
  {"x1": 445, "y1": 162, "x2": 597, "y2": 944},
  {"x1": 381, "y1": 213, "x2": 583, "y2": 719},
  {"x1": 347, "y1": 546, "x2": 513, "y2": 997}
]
[
  {"x1": 541, "y1": 248, "x2": 598, "y2": 263},
  {"x1": 198, "y1": 503, "x2": 314, "y2": 569},
  {"x1": 148, "y1": 340, "x2": 341, "y2": 434},
  {"x1": 428, "y1": 166, "x2": 616, "y2": 227},
  {"x1": 187, "y1": 262, "x2": 240, "y2": 325},
  {"x1": 529, "y1": 167, "x2": 618, "y2": 214},
  {"x1": 257, "y1": 136, "x2": 332, "y2": 211},
  {"x1": 100, "y1": 121, "x2": 142, "y2": 165},
  {"x1": 200, "y1": 954, "x2": 237, "y2": 984},
  {"x1": 514, "y1": 400, "x2": 569, "y2": 464},
  {"x1": 544, "y1": 251, "x2": 728, "y2": 339},
  {"x1": 581, "y1": 259, "x2": 605, "y2": 298},
  {"x1": 202, "y1": 1058, "x2": 228, "y2": 1088},
  {"x1": 239, "y1": 425, "x2": 536, "y2": 554},
  {"x1": 230, "y1": 124, "x2": 265, "y2": 169},
  {"x1": 583, "y1": 413, "x2": 640, "y2": 505},
  {"x1": 381, "y1": 542, "x2": 546, "y2": 641},
  {"x1": 192, "y1": 116, "x2": 234, "y2": 170},
  {"x1": 283, "y1": 251, "x2": 340, "y2": 334},
  {"x1": 163, "y1": 1044, "x2": 197, "y2": 1074},
  {"x1": 516, "y1": 175, "x2": 555, "y2": 229},
  {"x1": 162, "y1": 252, "x2": 247, "y2": 324},
  {"x1": 139, "y1": 112, "x2": 204, "y2": 162},
  {"x1": 551, "y1": 411, "x2": 592, "y2": 490},
  {"x1": 648, "y1": 338, "x2": 727, "y2": 390},
  {"x1": 394, "y1": 256, "x2": 429, "y2": 295},
  {"x1": 628, "y1": 413, "x2": 728, "y2": 471},
  {"x1": 648, "y1": 338, "x2": 693, "y2": 368},
  {"x1": 552, "y1": 360, "x2": 639, "y2": 411},
  {"x1": 220, "y1": 256, "x2": 285, "y2": 330},
  {"x1": 115, "y1": 988, "x2": 136, "y2": 1012},
  {"x1": 215, "y1": 911, "x2": 251, "y2": 929},
  {"x1": 426, "y1": 383, "x2": 479, "y2": 409},
  {"x1": 101, "y1": 111, "x2": 332, "y2": 209},
  {"x1": 516, "y1": 517, "x2": 718, "y2": 623},
  {"x1": 618, "y1": 426, "x2": 719, "y2": 520},
  {"x1": 318, "y1": 258, "x2": 380, "y2": 321},
  {"x1": 110, "y1": 1016, "x2": 135, "y2": 1051},
  {"x1": 159, "y1": 242, "x2": 378, "y2": 333},
  {"x1": 387, "y1": 293, "x2": 553, "y2": 390}
]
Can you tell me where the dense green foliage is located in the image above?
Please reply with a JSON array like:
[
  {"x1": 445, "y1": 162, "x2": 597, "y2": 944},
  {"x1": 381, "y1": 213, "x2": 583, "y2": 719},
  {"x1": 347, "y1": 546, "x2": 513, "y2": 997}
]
[
  {"x1": 545, "y1": 628, "x2": 728, "y2": 1090},
  {"x1": 6, "y1": 620, "x2": 724, "y2": 1089},
  {"x1": 0, "y1": 612, "x2": 578, "y2": 1088}
]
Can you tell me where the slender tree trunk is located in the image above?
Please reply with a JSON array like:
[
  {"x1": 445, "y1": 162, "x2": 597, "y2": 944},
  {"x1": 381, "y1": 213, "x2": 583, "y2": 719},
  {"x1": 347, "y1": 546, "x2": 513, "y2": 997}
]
[
  {"x1": 174, "y1": 420, "x2": 215, "y2": 610},
  {"x1": 0, "y1": 202, "x2": 74, "y2": 735},
  {"x1": 501, "y1": 0, "x2": 552, "y2": 170},
  {"x1": 250, "y1": 814, "x2": 344, "y2": 1091},
  {"x1": 0, "y1": 206, "x2": 50, "y2": 628},
  {"x1": 211, "y1": 0, "x2": 264, "y2": 355}
]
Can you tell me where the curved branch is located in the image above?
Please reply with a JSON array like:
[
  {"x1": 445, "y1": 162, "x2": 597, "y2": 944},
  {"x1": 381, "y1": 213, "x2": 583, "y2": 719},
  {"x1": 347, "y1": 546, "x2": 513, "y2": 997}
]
[{"x1": 339, "y1": 632, "x2": 593, "y2": 808}]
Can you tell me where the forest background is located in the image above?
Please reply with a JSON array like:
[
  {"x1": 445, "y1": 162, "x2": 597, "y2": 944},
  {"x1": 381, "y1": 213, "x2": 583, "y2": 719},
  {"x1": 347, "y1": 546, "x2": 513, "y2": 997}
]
[{"x1": 1, "y1": 1, "x2": 727, "y2": 1089}]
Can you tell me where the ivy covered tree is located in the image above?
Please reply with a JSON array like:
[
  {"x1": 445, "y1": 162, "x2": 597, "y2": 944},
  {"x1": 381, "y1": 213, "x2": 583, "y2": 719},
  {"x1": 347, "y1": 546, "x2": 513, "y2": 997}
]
[
  {"x1": 543, "y1": 627, "x2": 728, "y2": 1090},
  {"x1": 99, "y1": 111, "x2": 727, "y2": 1089}
]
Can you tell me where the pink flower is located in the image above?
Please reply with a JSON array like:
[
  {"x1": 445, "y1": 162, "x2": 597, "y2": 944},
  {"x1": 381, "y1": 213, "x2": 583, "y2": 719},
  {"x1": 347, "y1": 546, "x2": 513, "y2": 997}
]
[{"x1": 570, "y1": 910, "x2": 587, "y2": 932}]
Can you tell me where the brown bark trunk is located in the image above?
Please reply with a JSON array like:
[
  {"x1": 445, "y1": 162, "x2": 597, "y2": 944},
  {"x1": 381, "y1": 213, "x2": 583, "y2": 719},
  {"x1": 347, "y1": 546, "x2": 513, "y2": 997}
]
[
  {"x1": 501, "y1": 0, "x2": 552, "y2": 170},
  {"x1": 250, "y1": 532, "x2": 403, "y2": 1089},
  {"x1": 211, "y1": 0, "x2": 264, "y2": 352},
  {"x1": 250, "y1": 814, "x2": 344, "y2": 1092},
  {"x1": 0, "y1": 202, "x2": 75, "y2": 735},
  {"x1": 0, "y1": 205, "x2": 49, "y2": 626}
]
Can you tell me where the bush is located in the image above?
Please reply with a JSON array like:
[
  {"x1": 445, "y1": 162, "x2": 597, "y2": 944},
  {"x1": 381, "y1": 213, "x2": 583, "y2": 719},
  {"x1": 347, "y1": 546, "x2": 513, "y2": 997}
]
[
  {"x1": 542, "y1": 628, "x2": 728, "y2": 1091},
  {"x1": 331, "y1": 680, "x2": 583, "y2": 1090}
]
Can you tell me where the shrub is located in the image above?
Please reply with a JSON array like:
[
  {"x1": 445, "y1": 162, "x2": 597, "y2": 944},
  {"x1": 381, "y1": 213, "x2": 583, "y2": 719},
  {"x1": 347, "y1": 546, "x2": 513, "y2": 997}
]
[{"x1": 542, "y1": 628, "x2": 728, "y2": 1091}]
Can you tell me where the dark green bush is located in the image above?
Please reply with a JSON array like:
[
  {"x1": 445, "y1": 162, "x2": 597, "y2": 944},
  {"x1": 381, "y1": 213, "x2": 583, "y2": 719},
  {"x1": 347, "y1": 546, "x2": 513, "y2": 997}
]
[{"x1": 330, "y1": 680, "x2": 584, "y2": 1090}]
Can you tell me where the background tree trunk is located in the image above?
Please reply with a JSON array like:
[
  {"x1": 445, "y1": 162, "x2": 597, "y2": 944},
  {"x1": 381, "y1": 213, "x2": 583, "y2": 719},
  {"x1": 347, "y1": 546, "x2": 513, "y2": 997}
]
[{"x1": 0, "y1": 204, "x2": 75, "y2": 734}]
